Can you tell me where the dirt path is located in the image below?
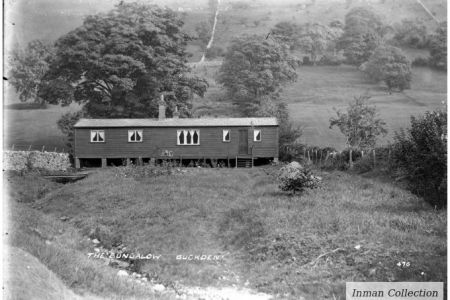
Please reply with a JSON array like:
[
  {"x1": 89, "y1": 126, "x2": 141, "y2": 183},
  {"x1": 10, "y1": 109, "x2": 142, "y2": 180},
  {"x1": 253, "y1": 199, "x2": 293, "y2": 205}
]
[{"x1": 199, "y1": 0, "x2": 221, "y2": 63}]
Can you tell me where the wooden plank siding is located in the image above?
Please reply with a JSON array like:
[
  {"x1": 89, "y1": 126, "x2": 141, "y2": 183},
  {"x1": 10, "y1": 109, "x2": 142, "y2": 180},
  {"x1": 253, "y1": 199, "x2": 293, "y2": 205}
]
[{"x1": 74, "y1": 126, "x2": 278, "y2": 159}]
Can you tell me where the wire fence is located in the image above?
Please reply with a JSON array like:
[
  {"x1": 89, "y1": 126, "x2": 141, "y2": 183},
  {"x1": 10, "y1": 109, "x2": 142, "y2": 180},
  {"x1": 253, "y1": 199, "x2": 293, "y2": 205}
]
[{"x1": 281, "y1": 144, "x2": 393, "y2": 169}]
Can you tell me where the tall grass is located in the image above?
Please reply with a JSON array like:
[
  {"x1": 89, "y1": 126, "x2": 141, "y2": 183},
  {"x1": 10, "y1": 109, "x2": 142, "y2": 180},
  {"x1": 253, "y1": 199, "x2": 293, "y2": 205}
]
[{"x1": 17, "y1": 167, "x2": 447, "y2": 299}]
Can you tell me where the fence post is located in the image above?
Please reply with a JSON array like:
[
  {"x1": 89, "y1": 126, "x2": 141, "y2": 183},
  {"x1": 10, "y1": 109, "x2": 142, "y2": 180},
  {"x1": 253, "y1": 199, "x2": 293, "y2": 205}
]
[
  {"x1": 349, "y1": 149, "x2": 353, "y2": 169},
  {"x1": 42, "y1": 146, "x2": 45, "y2": 152},
  {"x1": 12, "y1": 144, "x2": 15, "y2": 151},
  {"x1": 373, "y1": 149, "x2": 376, "y2": 168},
  {"x1": 361, "y1": 150, "x2": 364, "y2": 158},
  {"x1": 28, "y1": 145, "x2": 32, "y2": 151}
]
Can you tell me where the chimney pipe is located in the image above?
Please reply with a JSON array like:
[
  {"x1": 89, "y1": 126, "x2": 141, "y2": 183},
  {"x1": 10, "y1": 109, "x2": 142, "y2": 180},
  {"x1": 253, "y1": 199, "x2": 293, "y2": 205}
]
[
  {"x1": 173, "y1": 106, "x2": 180, "y2": 119},
  {"x1": 158, "y1": 94, "x2": 166, "y2": 120}
]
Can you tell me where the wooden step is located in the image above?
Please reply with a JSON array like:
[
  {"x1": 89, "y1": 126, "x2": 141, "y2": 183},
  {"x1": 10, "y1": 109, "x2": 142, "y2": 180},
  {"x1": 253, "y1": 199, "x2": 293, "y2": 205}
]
[{"x1": 236, "y1": 158, "x2": 253, "y2": 168}]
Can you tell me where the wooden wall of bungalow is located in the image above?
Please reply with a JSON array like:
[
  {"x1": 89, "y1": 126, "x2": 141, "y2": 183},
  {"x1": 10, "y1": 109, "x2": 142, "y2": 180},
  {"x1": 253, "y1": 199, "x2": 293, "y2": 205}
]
[{"x1": 73, "y1": 124, "x2": 279, "y2": 168}]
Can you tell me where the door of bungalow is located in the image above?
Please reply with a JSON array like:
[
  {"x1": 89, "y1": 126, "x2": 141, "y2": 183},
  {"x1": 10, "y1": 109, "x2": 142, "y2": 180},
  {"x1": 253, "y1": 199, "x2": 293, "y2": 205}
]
[{"x1": 238, "y1": 129, "x2": 248, "y2": 155}]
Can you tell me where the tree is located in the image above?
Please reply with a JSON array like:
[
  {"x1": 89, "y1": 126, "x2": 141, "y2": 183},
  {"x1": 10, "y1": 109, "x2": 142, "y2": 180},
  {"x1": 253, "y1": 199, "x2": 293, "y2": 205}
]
[
  {"x1": 271, "y1": 21, "x2": 299, "y2": 50},
  {"x1": 393, "y1": 19, "x2": 428, "y2": 49},
  {"x1": 362, "y1": 45, "x2": 412, "y2": 92},
  {"x1": 8, "y1": 40, "x2": 54, "y2": 104},
  {"x1": 57, "y1": 110, "x2": 86, "y2": 156},
  {"x1": 429, "y1": 22, "x2": 447, "y2": 70},
  {"x1": 40, "y1": 3, "x2": 208, "y2": 119},
  {"x1": 253, "y1": 97, "x2": 302, "y2": 158},
  {"x1": 392, "y1": 110, "x2": 447, "y2": 208},
  {"x1": 297, "y1": 23, "x2": 342, "y2": 64},
  {"x1": 218, "y1": 35, "x2": 298, "y2": 114},
  {"x1": 329, "y1": 95, "x2": 387, "y2": 150},
  {"x1": 338, "y1": 7, "x2": 384, "y2": 65}
]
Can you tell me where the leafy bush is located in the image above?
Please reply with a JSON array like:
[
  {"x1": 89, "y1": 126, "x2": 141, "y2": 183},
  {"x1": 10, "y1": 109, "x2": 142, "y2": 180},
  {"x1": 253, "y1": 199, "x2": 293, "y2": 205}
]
[
  {"x1": 392, "y1": 110, "x2": 447, "y2": 208},
  {"x1": 277, "y1": 162, "x2": 321, "y2": 193}
]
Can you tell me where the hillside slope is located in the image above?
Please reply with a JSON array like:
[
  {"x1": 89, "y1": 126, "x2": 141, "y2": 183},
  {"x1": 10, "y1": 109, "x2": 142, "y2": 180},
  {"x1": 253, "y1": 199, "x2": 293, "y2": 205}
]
[{"x1": 4, "y1": 246, "x2": 105, "y2": 300}]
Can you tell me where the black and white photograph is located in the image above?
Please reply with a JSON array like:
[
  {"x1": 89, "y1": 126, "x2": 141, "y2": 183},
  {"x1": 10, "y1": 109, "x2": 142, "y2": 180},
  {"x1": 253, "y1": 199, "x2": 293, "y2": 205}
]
[{"x1": 2, "y1": 0, "x2": 447, "y2": 299}]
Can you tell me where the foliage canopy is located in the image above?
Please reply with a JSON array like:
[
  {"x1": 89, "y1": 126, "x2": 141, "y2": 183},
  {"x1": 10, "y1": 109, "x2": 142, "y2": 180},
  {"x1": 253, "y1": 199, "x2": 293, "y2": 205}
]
[
  {"x1": 338, "y1": 7, "x2": 384, "y2": 65},
  {"x1": 40, "y1": 2, "x2": 208, "y2": 118},
  {"x1": 392, "y1": 109, "x2": 447, "y2": 208},
  {"x1": 362, "y1": 45, "x2": 412, "y2": 92},
  {"x1": 329, "y1": 95, "x2": 387, "y2": 150},
  {"x1": 393, "y1": 19, "x2": 428, "y2": 49},
  {"x1": 8, "y1": 40, "x2": 54, "y2": 104},
  {"x1": 429, "y1": 22, "x2": 447, "y2": 70},
  {"x1": 218, "y1": 34, "x2": 298, "y2": 114}
]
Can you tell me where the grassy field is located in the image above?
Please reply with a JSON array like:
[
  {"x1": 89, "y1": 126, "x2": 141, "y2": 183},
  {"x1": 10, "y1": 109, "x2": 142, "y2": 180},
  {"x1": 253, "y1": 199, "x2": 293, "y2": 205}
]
[
  {"x1": 190, "y1": 64, "x2": 446, "y2": 149},
  {"x1": 3, "y1": 100, "x2": 81, "y2": 151},
  {"x1": 5, "y1": 166, "x2": 446, "y2": 299}
]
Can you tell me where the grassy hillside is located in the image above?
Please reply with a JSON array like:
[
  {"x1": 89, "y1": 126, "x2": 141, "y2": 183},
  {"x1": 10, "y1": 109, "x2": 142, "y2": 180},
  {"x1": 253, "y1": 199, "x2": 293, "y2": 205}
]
[
  {"x1": 191, "y1": 64, "x2": 446, "y2": 149},
  {"x1": 4, "y1": 0, "x2": 446, "y2": 59},
  {"x1": 5, "y1": 166, "x2": 446, "y2": 299},
  {"x1": 5, "y1": 173, "x2": 164, "y2": 299}
]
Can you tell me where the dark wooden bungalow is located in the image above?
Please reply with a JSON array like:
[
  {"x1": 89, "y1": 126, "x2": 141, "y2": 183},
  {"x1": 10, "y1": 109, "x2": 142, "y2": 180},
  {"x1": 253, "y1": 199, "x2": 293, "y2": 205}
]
[{"x1": 73, "y1": 103, "x2": 279, "y2": 168}]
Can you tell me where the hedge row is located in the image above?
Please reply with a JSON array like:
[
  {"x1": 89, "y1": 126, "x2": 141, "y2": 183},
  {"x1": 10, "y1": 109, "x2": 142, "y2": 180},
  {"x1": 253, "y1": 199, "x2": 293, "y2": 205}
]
[{"x1": 3, "y1": 150, "x2": 71, "y2": 171}]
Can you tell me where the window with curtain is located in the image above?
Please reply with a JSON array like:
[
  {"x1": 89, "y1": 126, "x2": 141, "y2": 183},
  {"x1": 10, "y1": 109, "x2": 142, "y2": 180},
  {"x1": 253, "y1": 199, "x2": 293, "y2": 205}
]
[
  {"x1": 254, "y1": 129, "x2": 261, "y2": 142},
  {"x1": 90, "y1": 130, "x2": 105, "y2": 142},
  {"x1": 223, "y1": 130, "x2": 230, "y2": 142},
  {"x1": 177, "y1": 129, "x2": 200, "y2": 145},
  {"x1": 128, "y1": 130, "x2": 143, "y2": 142}
]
